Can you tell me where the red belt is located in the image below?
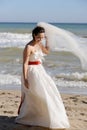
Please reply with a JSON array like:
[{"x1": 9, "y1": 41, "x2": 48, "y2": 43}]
[{"x1": 28, "y1": 61, "x2": 41, "y2": 65}]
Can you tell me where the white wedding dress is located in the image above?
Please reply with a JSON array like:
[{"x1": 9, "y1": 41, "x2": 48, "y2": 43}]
[{"x1": 15, "y1": 47, "x2": 70, "y2": 129}]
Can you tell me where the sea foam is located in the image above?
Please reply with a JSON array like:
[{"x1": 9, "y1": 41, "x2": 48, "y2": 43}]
[
  {"x1": 0, "y1": 72, "x2": 87, "y2": 89},
  {"x1": 0, "y1": 32, "x2": 87, "y2": 50},
  {"x1": 0, "y1": 32, "x2": 32, "y2": 48}
]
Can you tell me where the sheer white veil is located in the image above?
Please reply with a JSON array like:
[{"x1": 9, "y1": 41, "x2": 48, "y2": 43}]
[{"x1": 37, "y1": 22, "x2": 87, "y2": 70}]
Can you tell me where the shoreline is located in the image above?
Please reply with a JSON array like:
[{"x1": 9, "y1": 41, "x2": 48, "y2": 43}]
[
  {"x1": 0, "y1": 84, "x2": 87, "y2": 96},
  {"x1": 0, "y1": 90, "x2": 87, "y2": 130}
]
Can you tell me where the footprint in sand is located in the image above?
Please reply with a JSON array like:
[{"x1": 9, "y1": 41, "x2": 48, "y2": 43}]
[
  {"x1": 82, "y1": 100, "x2": 87, "y2": 104},
  {"x1": 0, "y1": 105, "x2": 5, "y2": 108},
  {"x1": 3, "y1": 111, "x2": 14, "y2": 114},
  {"x1": 69, "y1": 96, "x2": 78, "y2": 102},
  {"x1": 80, "y1": 113, "x2": 85, "y2": 116},
  {"x1": 0, "y1": 92, "x2": 6, "y2": 95},
  {"x1": 16, "y1": 96, "x2": 20, "y2": 98},
  {"x1": 7, "y1": 92, "x2": 12, "y2": 95},
  {"x1": 84, "y1": 120, "x2": 87, "y2": 122}
]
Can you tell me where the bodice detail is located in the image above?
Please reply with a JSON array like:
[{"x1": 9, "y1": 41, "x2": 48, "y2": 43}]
[{"x1": 29, "y1": 49, "x2": 45, "y2": 62}]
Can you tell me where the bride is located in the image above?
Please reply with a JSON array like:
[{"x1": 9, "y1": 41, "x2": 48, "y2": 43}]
[{"x1": 15, "y1": 25, "x2": 70, "y2": 129}]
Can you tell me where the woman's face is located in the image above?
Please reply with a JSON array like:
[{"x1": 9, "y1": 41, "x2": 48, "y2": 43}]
[{"x1": 34, "y1": 33, "x2": 45, "y2": 42}]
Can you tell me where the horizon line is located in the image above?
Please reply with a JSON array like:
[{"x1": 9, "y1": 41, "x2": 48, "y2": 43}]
[{"x1": 0, "y1": 21, "x2": 87, "y2": 24}]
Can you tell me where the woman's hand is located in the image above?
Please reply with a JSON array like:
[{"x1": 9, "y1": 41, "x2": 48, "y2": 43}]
[
  {"x1": 45, "y1": 36, "x2": 49, "y2": 48},
  {"x1": 24, "y1": 79, "x2": 29, "y2": 89}
]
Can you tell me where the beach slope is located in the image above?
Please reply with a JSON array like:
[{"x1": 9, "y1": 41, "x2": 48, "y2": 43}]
[{"x1": 0, "y1": 90, "x2": 87, "y2": 130}]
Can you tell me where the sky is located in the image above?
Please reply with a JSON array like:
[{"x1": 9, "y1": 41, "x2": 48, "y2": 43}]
[{"x1": 0, "y1": 0, "x2": 87, "y2": 23}]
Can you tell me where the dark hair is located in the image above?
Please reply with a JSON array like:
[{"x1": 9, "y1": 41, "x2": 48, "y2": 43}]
[{"x1": 32, "y1": 26, "x2": 45, "y2": 39}]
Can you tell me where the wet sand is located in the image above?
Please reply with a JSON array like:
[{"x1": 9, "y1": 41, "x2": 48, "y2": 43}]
[{"x1": 0, "y1": 90, "x2": 87, "y2": 130}]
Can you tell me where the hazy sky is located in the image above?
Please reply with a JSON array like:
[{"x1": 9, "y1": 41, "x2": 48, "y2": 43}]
[{"x1": 0, "y1": 0, "x2": 87, "y2": 23}]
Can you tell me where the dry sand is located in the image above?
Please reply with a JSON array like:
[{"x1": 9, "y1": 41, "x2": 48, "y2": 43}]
[{"x1": 0, "y1": 90, "x2": 87, "y2": 130}]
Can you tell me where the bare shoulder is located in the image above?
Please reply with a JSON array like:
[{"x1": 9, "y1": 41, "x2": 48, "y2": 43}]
[
  {"x1": 25, "y1": 41, "x2": 33, "y2": 50},
  {"x1": 23, "y1": 42, "x2": 32, "y2": 55}
]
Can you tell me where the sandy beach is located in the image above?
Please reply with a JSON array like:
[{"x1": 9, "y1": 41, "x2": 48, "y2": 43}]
[{"x1": 0, "y1": 90, "x2": 87, "y2": 130}]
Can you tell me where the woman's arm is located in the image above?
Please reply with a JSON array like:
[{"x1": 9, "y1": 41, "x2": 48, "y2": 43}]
[
  {"x1": 23, "y1": 45, "x2": 31, "y2": 88},
  {"x1": 40, "y1": 37, "x2": 50, "y2": 54}
]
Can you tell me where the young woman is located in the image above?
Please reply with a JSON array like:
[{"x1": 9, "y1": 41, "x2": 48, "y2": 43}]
[{"x1": 15, "y1": 26, "x2": 70, "y2": 129}]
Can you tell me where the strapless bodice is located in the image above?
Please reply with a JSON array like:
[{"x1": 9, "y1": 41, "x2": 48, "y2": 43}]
[{"x1": 29, "y1": 49, "x2": 44, "y2": 62}]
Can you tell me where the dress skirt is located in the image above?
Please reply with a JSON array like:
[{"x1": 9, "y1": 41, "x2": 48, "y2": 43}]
[{"x1": 15, "y1": 64, "x2": 70, "y2": 129}]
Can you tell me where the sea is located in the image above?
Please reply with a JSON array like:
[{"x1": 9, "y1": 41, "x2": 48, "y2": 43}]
[{"x1": 0, "y1": 22, "x2": 87, "y2": 95}]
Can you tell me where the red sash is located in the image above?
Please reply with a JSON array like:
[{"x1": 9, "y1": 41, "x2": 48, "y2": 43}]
[{"x1": 28, "y1": 61, "x2": 41, "y2": 65}]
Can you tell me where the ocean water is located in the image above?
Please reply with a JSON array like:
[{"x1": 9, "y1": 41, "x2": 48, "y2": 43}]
[{"x1": 0, "y1": 22, "x2": 87, "y2": 95}]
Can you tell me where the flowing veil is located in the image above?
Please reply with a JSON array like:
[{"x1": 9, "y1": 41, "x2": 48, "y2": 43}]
[{"x1": 37, "y1": 22, "x2": 87, "y2": 70}]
